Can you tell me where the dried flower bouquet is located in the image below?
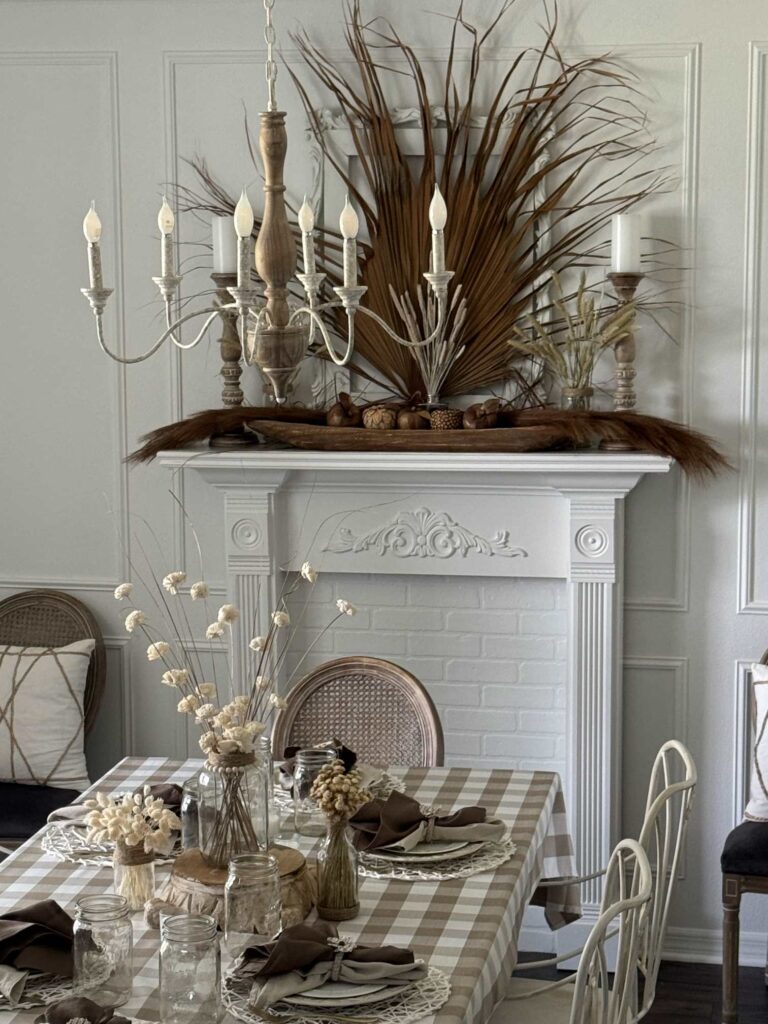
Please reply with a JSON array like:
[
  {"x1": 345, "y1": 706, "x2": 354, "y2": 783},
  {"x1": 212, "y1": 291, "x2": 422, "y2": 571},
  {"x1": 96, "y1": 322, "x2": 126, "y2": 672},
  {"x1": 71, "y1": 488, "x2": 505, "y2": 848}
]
[{"x1": 115, "y1": 546, "x2": 357, "y2": 866}]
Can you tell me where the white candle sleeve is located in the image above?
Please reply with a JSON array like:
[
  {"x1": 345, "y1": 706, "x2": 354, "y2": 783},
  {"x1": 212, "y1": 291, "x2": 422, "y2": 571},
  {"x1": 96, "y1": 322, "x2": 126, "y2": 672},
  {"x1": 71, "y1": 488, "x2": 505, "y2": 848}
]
[
  {"x1": 87, "y1": 243, "x2": 103, "y2": 290},
  {"x1": 343, "y1": 238, "x2": 357, "y2": 288},
  {"x1": 432, "y1": 229, "x2": 445, "y2": 274},
  {"x1": 161, "y1": 233, "x2": 174, "y2": 278},
  {"x1": 212, "y1": 215, "x2": 238, "y2": 274},
  {"x1": 611, "y1": 213, "x2": 642, "y2": 273},
  {"x1": 237, "y1": 236, "x2": 251, "y2": 290}
]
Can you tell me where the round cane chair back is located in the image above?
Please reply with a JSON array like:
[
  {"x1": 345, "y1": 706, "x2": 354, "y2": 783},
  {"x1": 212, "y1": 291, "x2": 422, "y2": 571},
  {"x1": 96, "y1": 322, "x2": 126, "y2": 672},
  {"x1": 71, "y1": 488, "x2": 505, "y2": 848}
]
[
  {"x1": 0, "y1": 589, "x2": 106, "y2": 734},
  {"x1": 635, "y1": 740, "x2": 697, "y2": 1018},
  {"x1": 569, "y1": 839, "x2": 652, "y2": 1024},
  {"x1": 272, "y1": 657, "x2": 444, "y2": 767}
]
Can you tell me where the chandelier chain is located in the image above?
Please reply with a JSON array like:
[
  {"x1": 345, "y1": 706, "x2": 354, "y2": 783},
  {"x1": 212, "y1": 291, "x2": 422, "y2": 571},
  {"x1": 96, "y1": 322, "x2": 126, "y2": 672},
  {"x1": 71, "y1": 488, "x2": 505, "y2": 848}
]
[{"x1": 264, "y1": 0, "x2": 278, "y2": 112}]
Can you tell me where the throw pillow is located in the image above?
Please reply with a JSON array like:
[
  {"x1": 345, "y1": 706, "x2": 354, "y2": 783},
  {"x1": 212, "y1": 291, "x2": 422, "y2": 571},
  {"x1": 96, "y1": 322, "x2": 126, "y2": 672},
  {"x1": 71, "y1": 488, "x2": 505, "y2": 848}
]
[
  {"x1": 745, "y1": 662, "x2": 768, "y2": 821},
  {"x1": 0, "y1": 639, "x2": 94, "y2": 792}
]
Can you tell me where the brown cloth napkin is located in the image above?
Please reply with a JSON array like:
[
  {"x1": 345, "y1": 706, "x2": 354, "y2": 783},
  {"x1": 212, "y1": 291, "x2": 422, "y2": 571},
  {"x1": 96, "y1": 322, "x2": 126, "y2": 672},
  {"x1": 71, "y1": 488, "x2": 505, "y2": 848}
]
[
  {"x1": 0, "y1": 901, "x2": 73, "y2": 1005},
  {"x1": 234, "y1": 921, "x2": 427, "y2": 1010},
  {"x1": 349, "y1": 790, "x2": 506, "y2": 853},
  {"x1": 47, "y1": 782, "x2": 183, "y2": 826},
  {"x1": 35, "y1": 995, "x2": 130, "y2": 1024}
]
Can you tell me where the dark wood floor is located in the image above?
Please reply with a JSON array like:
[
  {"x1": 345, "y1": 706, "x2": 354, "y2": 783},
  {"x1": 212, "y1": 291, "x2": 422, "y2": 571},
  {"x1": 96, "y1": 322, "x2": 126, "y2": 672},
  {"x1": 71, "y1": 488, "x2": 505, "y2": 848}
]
[{"x1": 518, "y1": 954, "x2": 768, "y2": 1023}]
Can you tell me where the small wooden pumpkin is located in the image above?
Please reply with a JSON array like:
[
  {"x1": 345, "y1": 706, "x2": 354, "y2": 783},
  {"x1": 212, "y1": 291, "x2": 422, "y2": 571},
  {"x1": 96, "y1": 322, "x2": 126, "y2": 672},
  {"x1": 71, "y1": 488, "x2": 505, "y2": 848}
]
[
  {"x1": 397, "y1": 408, "x2": 430, "y2": 430},
  {"x1": 463, "y1": 399, "x2": 500, "y2": 430},
  {"x1": 327, "y1": 393, "x2": 362, "y2": 428},
  {"x1": 363, "y1": 405, "x2": 398, "y2": 430}
]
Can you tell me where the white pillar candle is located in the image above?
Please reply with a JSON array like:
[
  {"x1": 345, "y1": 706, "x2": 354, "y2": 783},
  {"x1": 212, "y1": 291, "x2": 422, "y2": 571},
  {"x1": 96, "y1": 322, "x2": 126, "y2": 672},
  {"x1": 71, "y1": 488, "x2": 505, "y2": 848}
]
[
  {"x1": 339, "y1": 195, "x2": 359, "y2": 288},
  {"x1": 158, "y1": 196, "x2": 175, "y2": 279},
  {"x1": 83, "y1": 201, "x2": 103, "y2": 289},
  {"x1": 611, "y1": 213, "x2": 642, "y2": 273},
  {"x1": 212, "y1": 215, "x2": 238, "y2": 274},
  {"x1": 429, "y1": 184, "x2": 448, "y2": 274},
  {"x1": 298, "y1": 196, "x2": 316, "y2": 275}
]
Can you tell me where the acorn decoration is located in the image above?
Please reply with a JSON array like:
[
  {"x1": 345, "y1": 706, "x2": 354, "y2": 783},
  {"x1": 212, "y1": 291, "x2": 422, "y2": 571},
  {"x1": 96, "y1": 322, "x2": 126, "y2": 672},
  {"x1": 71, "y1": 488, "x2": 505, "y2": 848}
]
[
  {"x1": 430, "y1": 408, "x2": 464, "y2": 430},
  {"x1": 363, "y1": 405, "x2": 398, "y2": 430},
  {"x1": 463, "y1": 399, "x2": 500, "y2": 430},
  {"x1": 327, "y1": 393, "x2": 362, "y2": 428},
  {"x1": 397, "y1": 408, "x2": 430, "y2": 430}
]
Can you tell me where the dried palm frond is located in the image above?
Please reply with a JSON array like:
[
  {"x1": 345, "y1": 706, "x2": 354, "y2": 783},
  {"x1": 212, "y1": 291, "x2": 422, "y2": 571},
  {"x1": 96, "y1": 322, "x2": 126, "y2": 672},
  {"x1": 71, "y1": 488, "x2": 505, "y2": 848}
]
[
  {"x1": 285, "y1": 0, "x2": 669, "y2": 399},
  {"x1": 509, "y1": 272, "x2": 635, "y2": 389},
  {"x1": 502, "y1": 408, "x2": 731, "y2": 479}
]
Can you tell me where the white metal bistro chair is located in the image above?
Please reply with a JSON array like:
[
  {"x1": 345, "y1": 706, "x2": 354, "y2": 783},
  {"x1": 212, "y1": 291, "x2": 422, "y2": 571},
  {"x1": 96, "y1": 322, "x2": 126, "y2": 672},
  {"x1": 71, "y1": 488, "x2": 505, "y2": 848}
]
[
  {"x1": 490, "y1": 839, "x2": 652, "y2": 1024},
  {"x1": 515, "y1": 740, "x2": 697, "y2": 1020}
]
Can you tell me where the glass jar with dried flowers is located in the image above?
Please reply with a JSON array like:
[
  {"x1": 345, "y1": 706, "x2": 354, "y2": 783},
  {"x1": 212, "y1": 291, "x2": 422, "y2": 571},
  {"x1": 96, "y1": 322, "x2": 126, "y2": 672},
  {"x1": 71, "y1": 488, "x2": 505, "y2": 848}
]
[
  {"x1": 311, "y1": 759, "x2": 371, "y2": 921},
  {"x1": 84, "y1": 787, "x2": 179, "y2": 910},
  {"x1": 114, "y1": 532, "x2": 358, "y2": 872}
]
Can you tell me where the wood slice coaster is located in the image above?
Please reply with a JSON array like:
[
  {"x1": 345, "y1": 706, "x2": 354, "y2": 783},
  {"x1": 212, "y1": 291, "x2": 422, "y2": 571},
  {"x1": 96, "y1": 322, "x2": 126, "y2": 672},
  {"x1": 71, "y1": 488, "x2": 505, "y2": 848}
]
[
  {"x1": 158, "y1": 845, "x2": 315, "y2": 928},
  {"x1": 252, "y1": 420, "x2": 574, "y2": 452}
]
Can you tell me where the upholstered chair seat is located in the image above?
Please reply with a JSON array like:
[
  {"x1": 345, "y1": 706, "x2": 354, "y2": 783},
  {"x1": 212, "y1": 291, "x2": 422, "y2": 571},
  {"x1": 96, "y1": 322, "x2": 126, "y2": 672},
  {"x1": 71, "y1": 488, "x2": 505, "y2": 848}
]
[
  {"x1": 721, "y1": 821, "x2": 768, "y2": 877},
  {"x1": 0, "y1": 781, "x2": 81, "y2": 841}
]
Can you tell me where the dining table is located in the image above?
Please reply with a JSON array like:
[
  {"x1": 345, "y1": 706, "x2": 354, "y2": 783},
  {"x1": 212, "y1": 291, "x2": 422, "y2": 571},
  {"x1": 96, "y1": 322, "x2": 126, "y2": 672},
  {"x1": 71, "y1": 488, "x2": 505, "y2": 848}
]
[{"x1": 0, "y1": 756, "x2": 579, "y2": 1024}]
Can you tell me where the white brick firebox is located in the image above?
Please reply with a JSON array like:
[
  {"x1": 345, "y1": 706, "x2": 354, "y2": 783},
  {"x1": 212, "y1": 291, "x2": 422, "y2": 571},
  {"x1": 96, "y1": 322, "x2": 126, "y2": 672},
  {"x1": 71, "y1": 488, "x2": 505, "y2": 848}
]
[{"x1": 159, "y1": 448, "x2": 670, "y2": 946}]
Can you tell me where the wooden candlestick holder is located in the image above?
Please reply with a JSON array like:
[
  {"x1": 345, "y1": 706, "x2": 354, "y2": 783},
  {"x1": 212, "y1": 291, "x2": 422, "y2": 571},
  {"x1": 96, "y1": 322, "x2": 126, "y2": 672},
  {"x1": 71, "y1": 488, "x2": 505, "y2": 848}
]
[
  {"x1": 209, "y1": 272, "x2": 259, "y2": 449},
  {"x1": 600, "y1": 270, "x2": 644, "y2": 452}
]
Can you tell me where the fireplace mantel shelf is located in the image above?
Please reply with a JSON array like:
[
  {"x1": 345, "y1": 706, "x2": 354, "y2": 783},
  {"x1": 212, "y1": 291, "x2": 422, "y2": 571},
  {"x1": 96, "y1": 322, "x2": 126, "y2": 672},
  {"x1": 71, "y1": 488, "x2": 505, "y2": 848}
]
[
  {"x1": 159, "y1": 444, "x2": 671, "y2": 942},
  {"x1": 158, "y1": 447, "x2": 671, "y2": 478}
]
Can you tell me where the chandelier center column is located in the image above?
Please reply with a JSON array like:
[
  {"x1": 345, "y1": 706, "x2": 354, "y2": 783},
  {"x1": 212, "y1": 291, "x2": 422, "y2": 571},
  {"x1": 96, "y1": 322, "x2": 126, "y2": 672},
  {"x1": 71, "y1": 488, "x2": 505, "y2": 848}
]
[{"x1": 255, "y1": 111, "x2": 296, "y2": 328}]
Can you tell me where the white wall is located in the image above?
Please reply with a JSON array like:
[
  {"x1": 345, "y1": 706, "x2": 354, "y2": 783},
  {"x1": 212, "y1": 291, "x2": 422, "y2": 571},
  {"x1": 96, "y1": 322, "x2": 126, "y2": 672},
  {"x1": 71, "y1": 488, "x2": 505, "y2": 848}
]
[{"x1": 1, "y1": 0, "x2": 767, "y2": 963}]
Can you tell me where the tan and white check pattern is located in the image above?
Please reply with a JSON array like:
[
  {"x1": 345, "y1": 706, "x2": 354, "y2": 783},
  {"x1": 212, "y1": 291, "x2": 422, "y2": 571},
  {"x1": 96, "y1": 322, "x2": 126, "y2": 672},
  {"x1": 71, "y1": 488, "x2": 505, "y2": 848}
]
[{"x1": 0, "y1": 757, "x2": 579, "y2": 1024}]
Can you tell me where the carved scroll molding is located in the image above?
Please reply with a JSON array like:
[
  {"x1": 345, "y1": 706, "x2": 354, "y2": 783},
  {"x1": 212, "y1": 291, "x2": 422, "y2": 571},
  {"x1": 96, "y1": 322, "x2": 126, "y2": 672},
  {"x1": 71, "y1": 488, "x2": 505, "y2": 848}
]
[{"x1": 323, "y1": 507, "x2": 528, "y2": 561}]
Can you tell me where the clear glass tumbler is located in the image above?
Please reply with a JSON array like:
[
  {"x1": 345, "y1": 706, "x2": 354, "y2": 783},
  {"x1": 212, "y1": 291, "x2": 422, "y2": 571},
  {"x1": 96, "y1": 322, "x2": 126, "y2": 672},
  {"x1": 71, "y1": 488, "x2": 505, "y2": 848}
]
[
  {"x1": 224, "y1": 852, "x2": 282, "y2": 959},
  {"x1": 159, "y1": 914, "x2": 221, "y2": 1024},
  {"x1": 73, "y1": 894, "x2": 133, "y2": 1007},
  {"x1": 293, "y1": 749, "x2": 335, "y2": 837}
]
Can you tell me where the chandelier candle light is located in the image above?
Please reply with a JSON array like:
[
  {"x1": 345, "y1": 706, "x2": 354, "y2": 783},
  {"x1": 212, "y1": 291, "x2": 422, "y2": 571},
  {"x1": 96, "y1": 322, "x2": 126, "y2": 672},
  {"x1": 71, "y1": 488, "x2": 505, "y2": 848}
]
[{"x1": 79, "y1": 0, "x2": 460, "y2": 406}]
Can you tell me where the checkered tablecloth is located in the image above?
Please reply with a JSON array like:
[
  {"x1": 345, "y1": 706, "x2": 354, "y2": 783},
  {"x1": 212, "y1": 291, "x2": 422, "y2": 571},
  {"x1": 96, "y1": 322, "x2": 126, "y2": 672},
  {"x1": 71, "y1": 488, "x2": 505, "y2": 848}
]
[{"x1": 0, "y1": 757, "x2": 578, "y2": 1024}]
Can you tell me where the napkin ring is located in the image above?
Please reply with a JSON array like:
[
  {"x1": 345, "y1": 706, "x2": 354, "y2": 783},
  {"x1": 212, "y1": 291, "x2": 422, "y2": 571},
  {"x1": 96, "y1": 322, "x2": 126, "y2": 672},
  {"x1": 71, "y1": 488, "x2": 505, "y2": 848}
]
[
  {"x1": 327, "y1": 936, "x2": 356, "y2": 981},
  {"x1": 420, "y1": 804, "x2": 442, "y2": 844}
]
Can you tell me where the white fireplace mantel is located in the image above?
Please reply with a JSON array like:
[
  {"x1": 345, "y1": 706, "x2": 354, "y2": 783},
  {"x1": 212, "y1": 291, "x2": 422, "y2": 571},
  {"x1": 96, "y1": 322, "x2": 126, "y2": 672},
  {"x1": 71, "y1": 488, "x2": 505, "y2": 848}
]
[{"x1": 159, "y1": 447, "x2": 670, "y2": 933}]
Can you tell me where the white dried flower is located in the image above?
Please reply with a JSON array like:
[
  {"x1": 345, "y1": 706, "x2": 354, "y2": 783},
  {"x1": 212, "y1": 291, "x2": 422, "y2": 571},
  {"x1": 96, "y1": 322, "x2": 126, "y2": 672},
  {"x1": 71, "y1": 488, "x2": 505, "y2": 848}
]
[
  {"x1": 245, "y1": 720, "x2": 265, "y2": 736},
  {"x1": 231, "y1": 694, "x2": 250, "y2": 707},
  {"x1": 249, "y1": 636, "x2": 267, "y2": 652},
  {"x1": 269, "y1": 693, "x2": 288, "y2": 710},
  {"x1": 197, "y1": 682, "x2": 216, "y2": 698},
  {"x1": 195, "y1": 703, "x2": 217, "y2": 720},
  {"x1": 217, "y1": 604, "x2": 239, "y2": 624},
  {"x1": 161, "y1": 668, "x2": 188, "y2": 687},
  {"x1": 218, "y1": 739, "x2": 241, "y2": 754},
  {"x1": 162, "y1": 571, "x2": 187, "y2": 595},
  {"x1": 223, "y1": 725, "x2": 253, "y2": 748},
  {"x1": 146, "y1": 641, "x2": 170, "y2": 662},
  {"x1": 125, "y1": 610, "x2": 147, "y2": 632},
  {"x1": 255, "y1": 675, "x2": 271, "y2": 692},
  {"x1": 301, "y1": 561, "x2": 318, "y2": 583},
  {"x1": 189, "y1": 581, "x2": 209, "y2": 600},
  {"x1": 114, "y1": 583, "x2": 133, "y2": 601},
  {"x1": 336, "y1": 599, "x2": 356, "y2": 616},
  {"x1": 272, "y1": 610, "x2": 290, "y2": 628},
  {"x1": 206, "y1": 621, "x2": 225, "y2": 639},
  {"x1": 199, "y1": 732, "x2": 217, "y2": 753},
  {"x1": 177, "y1": 695, "x2": 200, "y2": 714}
]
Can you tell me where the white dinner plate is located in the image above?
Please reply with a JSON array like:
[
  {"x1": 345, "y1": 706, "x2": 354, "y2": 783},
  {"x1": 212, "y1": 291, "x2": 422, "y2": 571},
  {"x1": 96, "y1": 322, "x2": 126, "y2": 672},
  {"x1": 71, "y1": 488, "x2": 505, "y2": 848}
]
[
  {"x1": 379, "y1": 839, "x2": 469, "y2": 857},
  {"x1": 366, "y1": 840, "x2": 486, "y2": 863},
  {"x1": 285, "y1": 982, "x2": 411, "y2": 1008}
]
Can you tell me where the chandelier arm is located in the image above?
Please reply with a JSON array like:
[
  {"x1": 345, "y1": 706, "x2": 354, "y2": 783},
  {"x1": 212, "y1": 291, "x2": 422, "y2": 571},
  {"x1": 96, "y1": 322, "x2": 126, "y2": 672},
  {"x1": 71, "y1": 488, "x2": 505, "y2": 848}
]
[
  {"x1": 91, "y1": 304, "x2": 221, "y2": 365},
  {"x1": 290, "y1": 305, "x2": 355, "y2": 367},
  {"x1": 354, "y1": 297, "x2": 448, "y2": 349},
  {"x1": 163, "y1": 300, "x2": 224, "y2": 350}
]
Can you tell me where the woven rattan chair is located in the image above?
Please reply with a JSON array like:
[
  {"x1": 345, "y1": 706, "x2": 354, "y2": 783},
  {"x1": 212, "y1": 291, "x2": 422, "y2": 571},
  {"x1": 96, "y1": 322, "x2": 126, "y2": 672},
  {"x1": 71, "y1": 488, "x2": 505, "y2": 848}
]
[
  {"x1": 0, "y1": 589, "x2": 106, "y2": 850},
  {"x1": 272, "y1": 657, "x2": 444, "y2": 767}
]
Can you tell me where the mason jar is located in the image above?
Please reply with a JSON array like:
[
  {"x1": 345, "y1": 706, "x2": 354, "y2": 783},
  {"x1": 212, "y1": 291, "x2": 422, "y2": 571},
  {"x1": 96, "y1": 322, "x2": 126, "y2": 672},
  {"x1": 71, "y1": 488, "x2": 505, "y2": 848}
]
[
  {"x1": 180, "y1": 775, "x2": 201, "y2": 851},
  {"x1": 73, "y1": 894, "x2": 133, "y2": 1007},
  {"x1": 159, "y1": 914, "x2": 220, "y2": 1024},
  {"x1": 198, "y1": 751, "x2": 269, "y2": 869},
  {"x1": 259, "y1": 734, "x2": 282, "y2": 843},
  {"x1": 293, "y1": 749, "x2": 335, "y2": 837},
  {"x1": 224, "y1": 852, "x2": 282, "y2": 959}
]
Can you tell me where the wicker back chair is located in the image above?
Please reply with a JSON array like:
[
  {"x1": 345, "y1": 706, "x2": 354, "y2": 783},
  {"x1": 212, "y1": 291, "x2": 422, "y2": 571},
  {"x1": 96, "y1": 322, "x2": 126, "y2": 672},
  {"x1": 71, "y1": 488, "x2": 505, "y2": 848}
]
[
  {"x1": 272, "y1": 657, "x2": 444, "y2": 767},
  {"x1": 0, "y1": 589, "x2": 106, "y2": 734}
]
